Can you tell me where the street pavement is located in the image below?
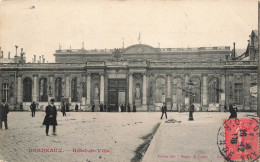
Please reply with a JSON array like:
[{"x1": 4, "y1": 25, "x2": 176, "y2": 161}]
[
  {"x1": 142, "y1": 112, "x2": 258, "y2": 162},
  {"x1": 0, "y1": 111, "x2": 257, "y2": 162}
]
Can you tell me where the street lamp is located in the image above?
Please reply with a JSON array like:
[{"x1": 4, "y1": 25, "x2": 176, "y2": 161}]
[{"x1": 186, "y1": 80, "x2": 195, "y2": 121}]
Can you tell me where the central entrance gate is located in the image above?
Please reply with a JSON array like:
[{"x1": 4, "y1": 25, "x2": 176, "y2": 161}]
[{"x1": 108, "y1": 79, "x2": 127, "y2": 111}]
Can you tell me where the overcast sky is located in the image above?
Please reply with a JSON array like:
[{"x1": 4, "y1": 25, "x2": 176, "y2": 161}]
[{"x1": 0, "y1": 0, "x2": 258, "y2": 63}]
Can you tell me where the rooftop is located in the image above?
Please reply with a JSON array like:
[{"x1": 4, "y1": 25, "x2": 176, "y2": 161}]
[{"x1": 54, "y1": 44, "x2": 230, "y2": 55}]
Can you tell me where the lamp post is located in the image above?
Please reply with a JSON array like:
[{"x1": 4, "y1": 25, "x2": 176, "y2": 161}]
[{"x1": 187, "y1": 80, "x2": 194, "y2": 121}]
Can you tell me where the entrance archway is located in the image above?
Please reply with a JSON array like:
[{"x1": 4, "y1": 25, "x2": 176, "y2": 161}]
[{"x1": 108, "y1": 79, "x2": 127, "y2": 111}]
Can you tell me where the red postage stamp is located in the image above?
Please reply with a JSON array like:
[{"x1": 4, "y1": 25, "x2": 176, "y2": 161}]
[{"x1": 223, "y1": 118, "x2": 259, "y2": 161}]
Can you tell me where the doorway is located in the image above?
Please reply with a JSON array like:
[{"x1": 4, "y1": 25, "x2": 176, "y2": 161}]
[{"x1": 108, "y1": 79, "x2": 127, "y2": 111}]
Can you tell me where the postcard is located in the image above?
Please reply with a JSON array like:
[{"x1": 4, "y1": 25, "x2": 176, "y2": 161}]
[{"x1": 0, "y1": 0, "x2": 259, "y2": 161}]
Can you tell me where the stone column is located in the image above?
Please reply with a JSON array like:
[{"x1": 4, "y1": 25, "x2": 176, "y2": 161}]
[
  {"x1": 32, "y1": 74, "x2": 38, "y2": 102},
  {"x1": 17, "y1": 74, "x2": 23, "y2": 103},
  {"x1": 65, "y1": 74, "x2": 70, "y2": 98},
  {"x1": 142, "y1": 73, "x2": 147, "y2": 105},
  {"x1": 227, "y1": 74, "x2": 234, "y2": 104},
  {"x1": 184, "y1": 74, "x2": 189, "y2": 105},
  {"x1": 220, "y1": 74, "x2": 226, "y2": 111},
  {"x1": 0, "y1": 75, "x2": 2, "y2": 102},
  {"x1": 86, "y1": 73, "x2": 91, "y2": 104},
  {"x1": 100, "y1": 73, "x2": 105, "y2": 104},
  {"x1": 167, "y1": 74, "x2": 171, "y2": 97},
  {"x1": 166, "y1": 73, "x2": 172, "y2": 110},
  {"x1": 202, "y1": 74, "x2": 208, "y2": 109},
  {"x1": 48, "y1": 74, "x2": 54, "y2": 98},
  {"x1": 128, "y1": 73, "x2": 133, "y2": 105},
  {"x1": 244, "y1": 73, "x2": 250, "y2": 110}
]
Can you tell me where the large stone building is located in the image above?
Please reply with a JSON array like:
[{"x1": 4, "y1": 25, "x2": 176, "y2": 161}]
[{"x1": 0, "y1": 33, "x2": 258, "y2": 112}]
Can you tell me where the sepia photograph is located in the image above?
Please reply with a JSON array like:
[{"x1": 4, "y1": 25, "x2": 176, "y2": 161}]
[{"x1": 0, "y1": 0, "x2": 259, "y2": 161}]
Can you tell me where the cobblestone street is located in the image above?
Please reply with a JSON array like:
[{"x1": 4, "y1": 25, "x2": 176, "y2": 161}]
[{"x1": 0, "y1": 111, "x2": 257, "y2": 162}]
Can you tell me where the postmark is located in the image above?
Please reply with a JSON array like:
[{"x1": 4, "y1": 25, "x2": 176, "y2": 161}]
[{"x1": 217, "y1": 118, "x2": 259, "y2": 162}]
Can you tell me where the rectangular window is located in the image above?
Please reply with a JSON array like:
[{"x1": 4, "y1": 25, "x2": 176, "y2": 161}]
[
  {"x1": 2, "y1": 83, "x2": 9, "y2": 102},
  {"x1": 234, "y1": 83, "x2": 243, "y2": 105}
]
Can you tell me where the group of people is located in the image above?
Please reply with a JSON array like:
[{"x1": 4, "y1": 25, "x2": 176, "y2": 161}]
[
  {"x1": 118, "y1": 104, "x2": 136, "y2": 112},
  {"x1": 90, "y1": 103, "x2": 137, "y2": 112},
  {"x1": 91, "y1": 103, "x2": 109, "y2": 112},
  {"x1": 1, "y1": 96, "x2": 240, "y2": 136}
]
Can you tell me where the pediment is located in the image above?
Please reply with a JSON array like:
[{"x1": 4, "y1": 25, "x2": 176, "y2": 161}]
[{"x1": 122, "y1": 44, "x2": 159, "y2": 54}]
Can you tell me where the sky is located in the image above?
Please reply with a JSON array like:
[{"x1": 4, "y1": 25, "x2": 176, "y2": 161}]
[{"x1": 0, "y1": 0, "x2": 258, "y2": 63}]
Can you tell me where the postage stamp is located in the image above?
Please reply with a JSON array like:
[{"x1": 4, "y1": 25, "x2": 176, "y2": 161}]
[{"x1": 217, "y1": 118, "x2": 260, "y2": 161}]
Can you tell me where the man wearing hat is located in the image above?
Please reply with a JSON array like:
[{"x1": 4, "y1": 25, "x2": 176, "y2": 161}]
[
  {"x1": 30, "y1": 101, "x2": 36, "y2": 117},
  {"x1": 42, "y1": 99, "x2": 57, "y2": 136},
  {"x1": 0, "y1": 99, "x2": 9, "y2": 130}
]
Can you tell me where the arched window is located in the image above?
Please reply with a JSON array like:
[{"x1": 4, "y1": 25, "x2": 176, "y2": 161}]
[
  {"x1": 55, "y1": 77, "x2": 62, "y2": 102},
  {"x1": 208, "y1": 78, "x2": 219, "y2": 103},
  {"x1": 190, "y1": 77, "x2": 201, "y2": 103},
  {"x1": 39, "y1": 78, "x2": 48, "y2": 102},
  {"x1": 23, "y1": 77, "x2": 32, "y2": 102},
  {"x1": 71, "y1": 77, "x2": 78, "y2": 102},
  {"x1": 155, "y1": 77, "x2": 166, "y2": 103},
  {"x1": 172, "y1": 78, "x2": 184, "y2": 104}
]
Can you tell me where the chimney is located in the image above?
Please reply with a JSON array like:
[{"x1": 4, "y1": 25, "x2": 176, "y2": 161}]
[
  {"x1": 42, "y1": 55, "x2": 45, "y2": 63},
  {"x1": 34, "y1": 55, "x2": 36, "y2": 63},
  {"x1": 32, "y1": 58, "x2": 34, "y2": 63},
  {"x1": 39, "y1": 56, "x2": 41, "y2": 63},
  {"x1": 15, "y1": 45, "x2": 18, "y2": 56},
  {"x1": 20, "y1": 48, "x2": 23, "y2": 56},
  {"x1": 8, "y1": 52, "x2": 10, "y2": 59},
  {"x1": 1, "y1": 51, "x2": 3, "y2": 58},
  {"x1": 233, "y1": 42, "x2": 235, "y2": 56}
]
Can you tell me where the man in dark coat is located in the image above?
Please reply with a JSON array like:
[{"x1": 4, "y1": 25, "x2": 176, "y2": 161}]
[
  {"x1": 91, "y1": 103, "x2": 95, "y2": 112},
  {"x1": 133, "y1": 104, "x2": 136, "y2": 112},
  {"x1": 188, "y1": 103, "x2": 195, "y2": 121},
  {"x1": 99, "y1": 103, "x2": 103, "y2": 112},
  {"x1": 120, "y1": 104, "x2": 124, "y2": 112},
  {"x1": 75, "y1": 104, "x2": 79, "y2": 112},
  {"x1": 43, "y1": 99, "x2": 57, "y2": 136},
  {"x1": 61, "y1": 102, "x2": 66, "y2": 116},
  {"x1": 229, "y1": 103, "x2": 237, "y2": 119},
  {"x1": 20, "y1": 103, "x2": 23, "y2": 111},
  {"x1": 160, "y1": 103, "x2": 167, "y2": 119},
  {"x1": 104, "y1": 104, "x2": 107, "y2": 112},
  {"x1": 0, "y1": 99, "x2": 9, "y2": 130},
  {"x1": 127, "y1": 104, "x2": 131, "y2": 112},
  {"x1": 30, "y1": 101, "x2": 36, "y2": 117}
]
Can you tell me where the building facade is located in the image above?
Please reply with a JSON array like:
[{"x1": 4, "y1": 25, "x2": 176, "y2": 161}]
[{"x1": 0, "y1": 38, "x2": 258, "y2": 112}]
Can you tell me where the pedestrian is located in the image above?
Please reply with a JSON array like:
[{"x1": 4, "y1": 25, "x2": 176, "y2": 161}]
[
  {"x1": 108, "y1": 105, "x2": 110, "y2": 112},
  {"x1": 42, "y1": 99, "x2": 57, "y2": 136},
  {"x1": 160, "y1": 103, "x2": 167, "y2": 119},
  {"x1": 118, "y1": 104, "x2": 121, "y2": 112},
  {"x1": 104, "y1": 104, "x2": 107, "y2": 112},
  {"x1": 99, "y1": 103, "x2": 104, "y2": 112},
  {"x1": 91, "y1": 103, "x2": 95, "y2": 112},
  {"x1": 75, "y1": 103, "x2": 79, "y2": 112},
  {"x1": 233, "y1": 103, "x2": 238, "y2": 118},
  {"x1": 133, "y1": 104, "x2": 136, "y2": 112},
  {"x1": 61, "y1": 102, "x2": 66, "y2": 116},
  {"x1": 229, "y1": 103, "x2": 237, "y2": 119},
  {"x1": 30, "y1": 101, "x2": 36, "y2": 117},
  {"x1": 127, "y1": 104, "x2": 131, "y2": 112},
  {"x1": 20, "y1": 103, "x2": 23, "y2": 111},
  {"x1": 120, "y1": 104, "x2": 123, "y2": 112},
  {"x1": 188, "y1": 103, "x2": 195, "y2": 121},
  {"x1": 66, "y1": 103, "x2": 70, "y2": 112},
  {"x1": 0, "y1": 99, "x2": 9, "y2": 130}
]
